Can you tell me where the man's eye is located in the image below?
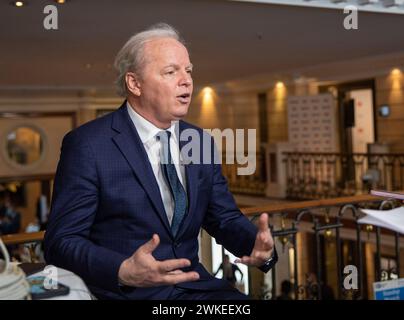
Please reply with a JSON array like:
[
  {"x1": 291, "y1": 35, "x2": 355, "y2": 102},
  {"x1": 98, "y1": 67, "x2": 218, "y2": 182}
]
[
  {"x1": 187, "y1": 70, "x2": 192, "y2": 74},
  {"x1": 166, "y1": 70, "x2": 175, "y2": 75}
]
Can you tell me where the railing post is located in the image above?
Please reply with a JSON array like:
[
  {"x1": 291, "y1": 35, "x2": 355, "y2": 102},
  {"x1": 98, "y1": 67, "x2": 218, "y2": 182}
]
[
  {"x1": 375, "y1": 226, "x2": 382, "y2": 281},
  {"x1": 356, "y1": 221, "x2": 363, "y2": 298},
  {"x1": 292, "y1": 232, "x2": 298, "y2": 300},
  {"x1": 314, "y1": 219, "x2": 323, "y2": 300},
  {"x1": 335, "y1": 216, "x2": 343, "y2": 299},
  {"x1": 395, "y1": 232, "x2": 401, "y2": 278},
  {"x1": 338, "y1": 204, "x2": 364, "y2": 299}
]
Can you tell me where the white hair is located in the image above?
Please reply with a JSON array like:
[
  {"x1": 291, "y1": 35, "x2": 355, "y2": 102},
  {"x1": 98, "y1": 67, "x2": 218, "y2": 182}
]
[{"x1": 114, "y1": 23, "x2": 185, "y2": 97}]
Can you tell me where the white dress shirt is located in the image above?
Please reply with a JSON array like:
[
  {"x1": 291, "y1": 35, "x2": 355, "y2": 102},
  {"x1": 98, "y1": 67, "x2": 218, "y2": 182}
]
[{"x1": 127, "y1": 103, "x2": 187, "y2": 225}]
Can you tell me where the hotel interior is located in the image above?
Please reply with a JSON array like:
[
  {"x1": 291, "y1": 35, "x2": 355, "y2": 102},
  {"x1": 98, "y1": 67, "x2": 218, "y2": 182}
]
[{"x1": 1, "y1": 0, "x2": 404, "y2": 300}]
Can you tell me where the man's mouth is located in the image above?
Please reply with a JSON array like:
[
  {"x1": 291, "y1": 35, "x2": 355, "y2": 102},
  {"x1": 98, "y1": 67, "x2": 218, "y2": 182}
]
[{"x1": 177, "y1": 93, "x2": 191, "y2": 104}]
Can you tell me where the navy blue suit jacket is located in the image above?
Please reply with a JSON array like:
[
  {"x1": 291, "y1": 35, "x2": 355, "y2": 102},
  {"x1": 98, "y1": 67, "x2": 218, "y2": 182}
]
[{"x1": 44, "y1": 102, "x2": 277, "y2": 299}]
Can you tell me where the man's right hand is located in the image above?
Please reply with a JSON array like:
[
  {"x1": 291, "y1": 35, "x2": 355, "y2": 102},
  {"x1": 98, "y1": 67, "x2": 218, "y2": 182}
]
[{"x1": 118, "y1": 234, "x2": 200, "y2": 287}]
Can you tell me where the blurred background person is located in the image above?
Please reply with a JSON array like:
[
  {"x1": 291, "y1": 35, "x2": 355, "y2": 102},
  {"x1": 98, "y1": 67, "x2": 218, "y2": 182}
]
[
  {"x1": 0, "y1": 188, "x2": 22, "y2": 261},
  {"x1": 276, "y1": 280, "x2": 293, "y2": 300},
  {"x1": 214, "y1": 254, "x2": 244, "y2": 288},
  {"x1": 0, "y1": 189, "x2": 21, "y2": 235},
  {"x1": 306, "y1": 272, "x2": 335, "y2": 300}
]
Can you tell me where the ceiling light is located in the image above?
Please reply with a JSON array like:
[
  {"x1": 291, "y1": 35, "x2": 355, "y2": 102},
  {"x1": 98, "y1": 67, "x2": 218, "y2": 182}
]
[
  {"x1": 276, "y1": 81, "x2": 285, "y2": 89},
  {"x1": 202, "y1": 87, "x2": 213, "y2": 95},
  {"x1": 11, "y1": 1, "x2": 25, "y2": 7},
  {"x1": 55, "y1": 0, "x2": 66, "y2": 3}
]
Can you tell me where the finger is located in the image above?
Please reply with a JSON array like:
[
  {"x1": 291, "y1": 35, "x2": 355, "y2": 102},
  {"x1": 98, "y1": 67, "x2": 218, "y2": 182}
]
[
  {"x1": 267, "y1": 226, "x2": 273, "y2": 238},
  {"x1": 141, "y1": 234, "x2": 160, "y2": 254},
  {"x1": 259, "y1": 231, "x2": 273, "y2": 249},
  {"x1": 258, "y1": 213, "x2": 269, "y2": 232},
  {"x1": 161, "y1": 271, "x2": 200, "y2": 285},
  {"x1": 235, "y1": 256, "x2": 255, "y2": 265},
  {"x1": 158, "y1": 258, "x2": 191, "y2": 272},
  {"x1": 235, "y1": 256, "x2": 252, "y2": 263},
  {"x1": 254, "y1": 251, "x2": 272, "y2": 261},
  {"x1": 235, "y1": 255, "x2": 267, "y2": 266},
  {"x1": 236, "y1": 251, "x2": 272, "y2": 267},
  {"x1": 167, "y1": 270, "x2": 184, "y2": 275}
]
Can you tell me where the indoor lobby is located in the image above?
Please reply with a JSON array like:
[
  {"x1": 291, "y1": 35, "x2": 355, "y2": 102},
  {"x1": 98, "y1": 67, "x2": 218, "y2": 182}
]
[{"x1": 1, "y1": 0, "x2": 404, "y2": 301}]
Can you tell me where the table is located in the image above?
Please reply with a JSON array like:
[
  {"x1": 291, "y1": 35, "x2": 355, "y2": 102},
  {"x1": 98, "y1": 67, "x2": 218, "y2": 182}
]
[{"x1": 27, "y1": 265, "x2": 93, "y2": 300}]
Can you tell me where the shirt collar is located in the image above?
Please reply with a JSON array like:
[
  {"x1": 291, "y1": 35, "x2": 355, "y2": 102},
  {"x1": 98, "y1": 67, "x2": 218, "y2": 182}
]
[{"x1": 126, "y1": 102, "x2": 178, "y2": 144}]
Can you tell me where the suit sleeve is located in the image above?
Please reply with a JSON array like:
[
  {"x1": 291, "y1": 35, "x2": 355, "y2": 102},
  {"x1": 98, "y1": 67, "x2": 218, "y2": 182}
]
[
  {"x1": 202, "y1": 137, "x2": 258, "y2": 258},
  {"x1": 44, "y1": 130, "x2": 127, "y2": 294},
  {"x1": 202, "y1": 136, "x2": 277, "y2": 273}
]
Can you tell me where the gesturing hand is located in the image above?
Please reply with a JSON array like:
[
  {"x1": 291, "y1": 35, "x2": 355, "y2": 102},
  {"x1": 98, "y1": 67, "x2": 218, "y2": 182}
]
[
  {"x1": 118, "y1": 234, "x2": 200, "y2": 287},
  {"x1": 235, "y1": 213, "x2": 274, "y2": 267}
]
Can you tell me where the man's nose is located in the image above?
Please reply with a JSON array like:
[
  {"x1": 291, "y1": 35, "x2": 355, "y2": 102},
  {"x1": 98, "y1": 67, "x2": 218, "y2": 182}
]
[{"x1": 179, "y1": 72, "x2": 192, "y2": 87}]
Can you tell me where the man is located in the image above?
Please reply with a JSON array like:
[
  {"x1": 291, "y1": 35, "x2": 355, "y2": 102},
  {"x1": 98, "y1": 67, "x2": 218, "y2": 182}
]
[
  {"x1": 214, "y1": 255, "x2": 243, "y2": 288},
  {"x1": 44, "y1": 23, "x2": 277, "y2": 300}
]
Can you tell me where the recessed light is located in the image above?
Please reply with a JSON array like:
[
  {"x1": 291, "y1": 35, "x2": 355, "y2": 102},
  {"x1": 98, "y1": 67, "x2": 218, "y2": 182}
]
[
  {"x1": 391, "y1": 68, "x2": 401, "y2": 76},
  {"x1": 276, "y1": 81, "x2": 285, "y2": 89},
  {"x1": 55, "y1": 0, "x2": 66, "y2": 3},
  {"x1": 11, "y1": 1, "x2": 26, "y2": 7}
]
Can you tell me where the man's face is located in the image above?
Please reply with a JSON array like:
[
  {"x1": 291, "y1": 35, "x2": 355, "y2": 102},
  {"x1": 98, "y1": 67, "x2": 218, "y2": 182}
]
[{"x1": 136, "y1": 38, "x2": 193, "y2": 128}]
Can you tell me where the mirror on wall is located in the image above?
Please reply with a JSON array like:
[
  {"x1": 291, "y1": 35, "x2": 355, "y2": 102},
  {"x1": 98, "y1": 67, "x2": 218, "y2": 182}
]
[{"x1": 6, "y1": 126, "x2": 44, "y2": 166}]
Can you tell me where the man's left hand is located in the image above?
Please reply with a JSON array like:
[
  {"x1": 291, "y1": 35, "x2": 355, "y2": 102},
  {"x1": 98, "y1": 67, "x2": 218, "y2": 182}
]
[{"x1": 235, "y1": 213, "x2": 274, "y2": 267}]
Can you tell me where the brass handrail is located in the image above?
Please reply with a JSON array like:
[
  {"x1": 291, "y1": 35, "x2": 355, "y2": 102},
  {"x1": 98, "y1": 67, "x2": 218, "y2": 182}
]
[
  {"x1": 0, "y1": 231, "x2": 45, "y2": 245},
  {"x1": 241, "y1": 194, "x2": 383, "y2": 215},
  {"x1": 0, "y1": 174, "x2": 54, "y2": 184}
]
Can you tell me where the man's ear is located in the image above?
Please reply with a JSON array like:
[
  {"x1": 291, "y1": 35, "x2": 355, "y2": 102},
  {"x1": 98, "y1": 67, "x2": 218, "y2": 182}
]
[{"x1": 125, "y1": 72, "x2": 141, "y2": 97}]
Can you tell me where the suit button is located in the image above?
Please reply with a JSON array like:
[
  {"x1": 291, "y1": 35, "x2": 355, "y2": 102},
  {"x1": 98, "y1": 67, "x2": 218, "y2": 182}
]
[{"x1": 174, "y1": 242, "x2": 181, "y2": 248}]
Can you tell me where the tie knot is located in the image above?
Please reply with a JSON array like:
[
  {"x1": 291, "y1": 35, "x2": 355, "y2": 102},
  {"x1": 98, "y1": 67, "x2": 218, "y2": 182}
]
[
  {"x1": 157, "y1": 130, "x2": 172, "y2": 164},
  {"x1": 156, "y1": 130, "x2": 171, "y2": 143}
]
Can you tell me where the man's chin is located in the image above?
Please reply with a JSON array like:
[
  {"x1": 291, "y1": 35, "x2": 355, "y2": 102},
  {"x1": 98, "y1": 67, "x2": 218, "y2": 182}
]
[{"x1": 172, "y1": 106, "x2": 189, "y2": 119}]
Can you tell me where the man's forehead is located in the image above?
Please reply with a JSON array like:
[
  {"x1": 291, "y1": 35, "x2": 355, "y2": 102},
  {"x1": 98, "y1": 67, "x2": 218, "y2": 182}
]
[
  {"x1": 143, "y1": 38, "x2": 191, "y2": 65},
  {"x1": 144, "y1": 37, "x2": 187, "y2": 53}
]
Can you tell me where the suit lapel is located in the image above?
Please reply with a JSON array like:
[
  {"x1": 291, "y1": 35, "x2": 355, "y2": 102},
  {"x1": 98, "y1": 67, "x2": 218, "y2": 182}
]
[
  {"x1": 111, "y1": 104, "x2": 172, "y2": 236},
  {"x1": 176, "y1": 121, "x2": 200, "y2": 239}
]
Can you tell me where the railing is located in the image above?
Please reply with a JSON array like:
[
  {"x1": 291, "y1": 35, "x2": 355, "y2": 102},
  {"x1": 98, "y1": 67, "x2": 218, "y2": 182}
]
[
  {"x1": 1, "y1": 195, "x2": 402, "y2": 300},
  {"x1": 1, "y1": 231, "x2": 45, "y2": 246},
  {"x1": 242, "y1": 194, "x2": 403, "y2": 300},
  {"x1": 0, "y1": 174, "x2": 54, "y2": 185},
  {"x1": 222, "y1": 151, "x2": 266, "y2": 196},
  {"x1": 0, "y1": 231, "x2": 45, "y2": 263},
  {"x1": 0, "y1": 174, "x2": 53, "y2": 262},
  {"x1": 283, "y1": 152, "x2": 404, "y2": 199}
]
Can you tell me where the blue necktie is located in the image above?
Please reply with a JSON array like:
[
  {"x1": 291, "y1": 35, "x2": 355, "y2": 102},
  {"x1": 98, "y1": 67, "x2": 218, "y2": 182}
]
[{"x1": 157, "y1": 130, "x2": 187, "y2": 237}]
